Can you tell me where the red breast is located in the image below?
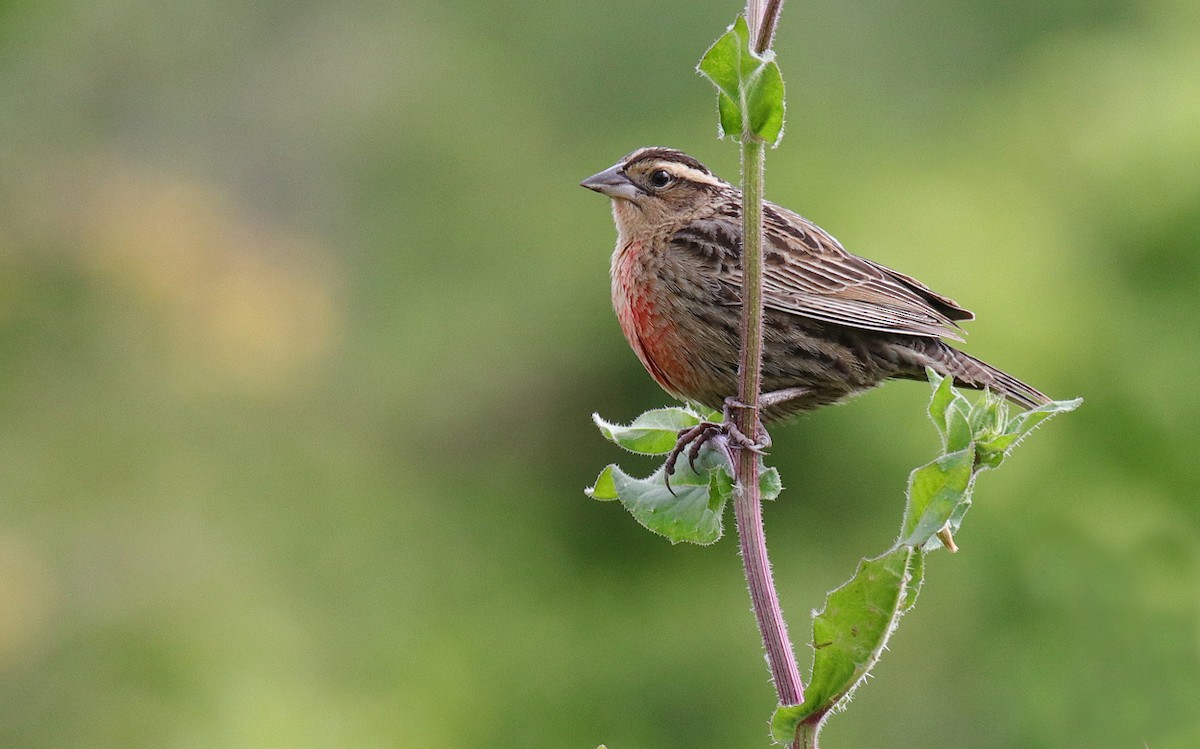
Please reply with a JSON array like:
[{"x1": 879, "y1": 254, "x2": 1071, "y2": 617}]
[{"x1": 611, "y1": 239, "x2": 692, "y2": 398}]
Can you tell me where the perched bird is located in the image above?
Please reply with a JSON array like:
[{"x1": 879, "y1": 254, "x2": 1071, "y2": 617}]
[{"x1": 581, "y1": 147, "x2": 1049, "y2": 425}]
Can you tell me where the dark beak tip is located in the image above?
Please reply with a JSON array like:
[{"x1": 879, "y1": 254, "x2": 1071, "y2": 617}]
[{"x1": 580, "y1": 176, "x2": 609, "y2": 195}]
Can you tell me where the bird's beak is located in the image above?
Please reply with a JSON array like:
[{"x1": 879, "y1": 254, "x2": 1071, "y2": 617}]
[{"x1": 580, "y1": 164, "x2": 640, "y2": 201}]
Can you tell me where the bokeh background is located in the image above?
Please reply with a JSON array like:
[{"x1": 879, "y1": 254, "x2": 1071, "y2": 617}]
[{"x1": 1, "y1": 0, "x2": 1197, "y2": 746}]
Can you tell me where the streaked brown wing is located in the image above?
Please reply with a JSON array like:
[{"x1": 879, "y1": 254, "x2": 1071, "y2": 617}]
[
  {"x1": 669, "y1": 205, "x2": 974, "y2": 340},
  {"x1": 754, "y1": 203, "x2": 973, "y2": 340}
]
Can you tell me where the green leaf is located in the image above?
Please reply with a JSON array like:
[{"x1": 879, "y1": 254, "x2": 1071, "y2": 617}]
[
  {"x1": 697, "y1": 14, "x2": 786, "y2": 144},
  {"x1": 945, "y1": 401, "x2": 973, "y2": 453},
  {"x1": 746, "y1": 59, "x2": 785, "y2": 144},
  {"x1": 760, "y1": 465, "x2": 783, "y2": 501},
  {"x1": 925, "y1": 368, "x2": 973, "y2": 450},
  {"x1": 899, "y1": 551, "x2": 925, "y2": 612},
  {"x1": 771, "y1": 378, "x2": 1080, "y2": 744},
  {"x1": 968, "y1": 389, "x2": 1006, "y2": 440},
  {"x1": 1009, "y1": 397, "x2": 1084, "y2": 438},
  {"x1": 592, "y1": 445, "x2": 735, "y2": 545},
  {"x1": 974, "y1": 433, "x2": 1017, "y2": 468},
  {"x1": 696, "y1": 17, "x2": 746, "y2": 102},
  {"x1": 592, "y1": 408, "x2": 703, "y2": 455},
  {"x1": 698, "y1": 405, "x2": 723, "y2": 422},
  {"x1": 771, "y1": 547, "x2": 924, "y2": 742},
  {"x1": 712, "y1": 461, "x2": 782, "y2": 503},
  {"x1": 587, "y1": 429, "x2": 779, "y2": 544},
  {"x1": 698, "y1": 18, "x2": 751, "y2": 140},
  {"x1": 899, "y1": 448, "x2": 974, "y2": 548},
  {"x1": 926, "y1": 368, "x2": 953, "y2": 443},
  {"x1": 585, "y1": 465, "x2": 618, "y2": 501},
  {"x1": 716, "y1": 92, "x2": 741, "y2": 140},
  {"x1": 973, "y1": 395, "x2": 1081, "y2": 468}
]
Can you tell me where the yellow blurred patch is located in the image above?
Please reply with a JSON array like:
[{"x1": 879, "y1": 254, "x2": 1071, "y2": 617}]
[
  {"x1": 30, "y1": 154, "x2": 344, "y2": 396},
  {"x1": 0, "y1": 534, "x2": 56, "y2": 668}
]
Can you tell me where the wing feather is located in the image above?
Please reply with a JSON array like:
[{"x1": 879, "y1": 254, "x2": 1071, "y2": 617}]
[{"x1": 669, "y1": 203, "x2": 974, "y2": 341}]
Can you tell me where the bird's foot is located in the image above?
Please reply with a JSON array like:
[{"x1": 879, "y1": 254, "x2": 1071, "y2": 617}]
[
  {"x1": 721, "y1": 396, "x2": 772, "y2": 453},
  {"x1": 662, "y1": 398, "x2": 770, "y2": 495}
]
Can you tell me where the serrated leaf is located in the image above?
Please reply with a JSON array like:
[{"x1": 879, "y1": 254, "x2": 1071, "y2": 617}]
[
  {"x1": 771, "y1": 547, "x2": 924, "y2": 742},
  {"x1": 771, "y1": 378, "x2": 1079, "y2": 745},
  {"x1": 592, "y1": 408, "x2": 703, "y2": 455},
  {"x1": 603, "y1": 446, "x2": 735, "y2": 545},
  {"x1": 899, "y1": 448, "x2": 974, "y2": 548},
  {"x1": 1009, "y1": 397, "x2": 1084, "y2": 437},
  {"x1": 589, "y1": 430, "x2": 780, "y2": 545}
]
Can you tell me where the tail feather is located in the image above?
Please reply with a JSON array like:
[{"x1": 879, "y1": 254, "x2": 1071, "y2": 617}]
[{"x1": 921, "y1": 343, "x2": 1050, "y2": 409}]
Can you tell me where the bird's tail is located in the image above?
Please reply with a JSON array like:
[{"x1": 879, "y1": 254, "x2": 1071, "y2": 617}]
[{"x1": 917, "y1": 342, "x2": 1051, "y2": 409}]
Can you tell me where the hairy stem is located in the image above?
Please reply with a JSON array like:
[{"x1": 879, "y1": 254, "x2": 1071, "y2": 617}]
[
  {"x1": 733, "y1": 2, "x2": 805, "y2": 743},
  {"x1": 736, "y1": 136, "x2": 804, "y2": 711},
  {"x1": 736, "y1": 149, "x2": 767, "y2": 418},
  {"x1": 749, "y1": 0, "x2": 786, "y2": 55},
  {"x1": 797, "y1": 722, "x2": 819, "y2": 749}
]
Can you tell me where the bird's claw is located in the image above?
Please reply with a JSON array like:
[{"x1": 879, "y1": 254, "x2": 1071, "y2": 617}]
[
  {"x1": 664, "y1": 423, "x2": 729, "y2": 473},
  {"x1": 662, "y1": 399, "x2": 771, "y2": 495}
]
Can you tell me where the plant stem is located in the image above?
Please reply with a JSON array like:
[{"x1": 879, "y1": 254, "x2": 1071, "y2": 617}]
[
  {"x1": 750, "y1": 0, "x2": 786, "y2": 54},
  {"x1": 735, "y1": 135, "x2": 805, "y2": 716},
  {"x1": 736, "y1": 146, "x2": 767, "y2": 428},
  {"x1": 733, "y1": 4, "x2": 805, "y2": 746},
  {"x1": 797, "y1": 722, "x2": 819, "y2": 749}
]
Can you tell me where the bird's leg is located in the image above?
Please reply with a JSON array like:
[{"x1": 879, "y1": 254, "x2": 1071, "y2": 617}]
[
  {"x1": 663, "y1": 390, "x2": 797, "y2": 491},
  {"x1": 721, "y1": 397, "x2": 771, "y2": 453},
  {"x1": 727, "y1": 386, "x2": 815, "y2": 448},
  {"x1": 663, "y1": 387, "x2": 816, "y2": 493},
  {"x1": 758, "y1": 386, "x2": 814, "y2": 412}
]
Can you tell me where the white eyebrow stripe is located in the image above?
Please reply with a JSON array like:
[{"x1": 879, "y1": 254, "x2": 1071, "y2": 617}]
[{"x1": 655, "y1": 161, "x2": 723, "y2": 186}]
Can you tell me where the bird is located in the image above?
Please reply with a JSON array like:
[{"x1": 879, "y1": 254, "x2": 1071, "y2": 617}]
[{"x1": 581, "y1": 146, "x2": 1050, "y2": 429}]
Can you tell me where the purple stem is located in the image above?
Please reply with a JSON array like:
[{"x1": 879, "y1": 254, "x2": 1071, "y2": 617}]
[
  {"x1": 735, "y1": 1, "x2": 806, "y2": 746},
  {"x1": 733, "y1": 458, "x2": 805, "y2": 708}
]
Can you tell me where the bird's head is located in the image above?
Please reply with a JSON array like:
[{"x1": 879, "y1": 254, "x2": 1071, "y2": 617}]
[{"x1": 581, "y1": 147, "x2": 729, "y2": 230}]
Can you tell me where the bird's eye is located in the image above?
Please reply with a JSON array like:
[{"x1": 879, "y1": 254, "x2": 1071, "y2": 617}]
[{"x1": 648, "y1": 169, "x2": 673, "y2": 188}]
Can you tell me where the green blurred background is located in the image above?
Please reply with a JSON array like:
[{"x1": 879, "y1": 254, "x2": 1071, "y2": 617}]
[{"x1": 1, "y1": 0, "x2": 1197, "y2": 746}]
